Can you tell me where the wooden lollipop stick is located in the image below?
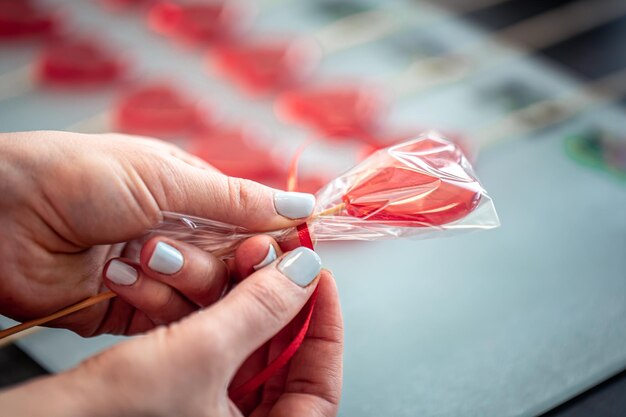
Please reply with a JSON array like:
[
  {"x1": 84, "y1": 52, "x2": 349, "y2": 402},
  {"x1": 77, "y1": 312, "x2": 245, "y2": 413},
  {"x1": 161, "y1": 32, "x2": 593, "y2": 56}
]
[
  {"x1": 313, "y1": 203, "x2": 346, "y2": 218},
  {"x1": 0, "y1": 326, "x2": 43, "y2": 348},
  {"x1": 0, "y1": 291, "x2": 116, "y2": 340}
]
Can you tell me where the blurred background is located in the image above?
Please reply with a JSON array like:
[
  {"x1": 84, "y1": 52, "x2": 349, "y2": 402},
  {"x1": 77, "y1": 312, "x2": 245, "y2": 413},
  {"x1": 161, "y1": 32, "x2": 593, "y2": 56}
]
[{"x1": 0, "y1": 0, "x2": 625, "y2": 416}]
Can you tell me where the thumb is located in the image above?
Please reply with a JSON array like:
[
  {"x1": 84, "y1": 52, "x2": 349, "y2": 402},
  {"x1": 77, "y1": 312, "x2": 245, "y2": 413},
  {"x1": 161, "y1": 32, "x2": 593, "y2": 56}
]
[
  {"x1": 145, "y1": 158, "x2": 316, "y2": 232},
  {"x1": 182, "y1": 247, "x2": 322, "y2": 375}
]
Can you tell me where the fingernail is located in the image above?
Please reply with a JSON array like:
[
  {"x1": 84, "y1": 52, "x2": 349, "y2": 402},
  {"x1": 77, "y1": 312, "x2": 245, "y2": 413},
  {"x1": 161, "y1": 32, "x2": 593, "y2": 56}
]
[
  {"x1": 274, "y1": 192, "x2": 315, "y2": 219},
  {"x1": 148, "y1": 242, "x2": 184, "y2": 275},
  {"x1": 106, "y1": 260, "x2": 138, "y2": 286},
  {"x1": 277, "y1": 247, "x2": 322, "y2": 287},
  {"x1": 253, "y1": 244, "x2": 277, "y2": 270}
]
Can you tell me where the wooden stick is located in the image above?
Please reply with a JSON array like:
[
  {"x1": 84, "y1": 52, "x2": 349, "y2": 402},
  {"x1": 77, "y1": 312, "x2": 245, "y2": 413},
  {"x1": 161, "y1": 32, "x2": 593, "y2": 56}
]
[
  {"x1": 0, "y1": 291, "x2": 116, "y2": 340},
  {"x1": 313, "y1": 203, "x2": 346, "y2": 218},
  {"x1": 0, "y1": 326, "x2": 43, "y2": 348}
]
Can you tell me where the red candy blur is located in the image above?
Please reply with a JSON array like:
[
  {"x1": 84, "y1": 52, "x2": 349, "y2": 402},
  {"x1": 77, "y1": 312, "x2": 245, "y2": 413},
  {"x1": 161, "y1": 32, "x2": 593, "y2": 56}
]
[
  {"x1": 275, "y1": 83, "x2": 387, "y2": 139},
  {"x1": 0, "y1": 0, "x2": 59, "y2": 40},
  {"x1": 212, "y1": 38, "x2": 320, "y2": 96},
  {"x1": 148, "y1": 0, "x2": 248, "y2": 45},
  {"x1": 36, "y1": 39, "x2": 125, "y2": 86},
  {"x1": 189, "y1": 126, "x2": 284, "y2": 180},
  {"x1": 342, "y1": 136, "x2": 482, "y2": 226},
  {"x1": 114, "y1": 84, "x2": 206, "y2": 138}
]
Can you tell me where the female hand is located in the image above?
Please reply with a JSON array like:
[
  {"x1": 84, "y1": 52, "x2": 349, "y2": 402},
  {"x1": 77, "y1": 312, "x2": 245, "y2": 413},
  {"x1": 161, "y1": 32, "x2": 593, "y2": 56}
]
[
  {"x1": 0, "y1": 236, "x2": 343, "y2": 417},
  {"x1": 0, "y1": 131, "x2": 316, "y2": 336}
]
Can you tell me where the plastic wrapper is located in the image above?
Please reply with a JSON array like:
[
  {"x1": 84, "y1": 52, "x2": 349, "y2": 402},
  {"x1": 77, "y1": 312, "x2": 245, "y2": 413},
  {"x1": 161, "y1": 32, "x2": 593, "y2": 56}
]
[{"x1": 152, "y1": 132, "x2": 499, "y2": 257}]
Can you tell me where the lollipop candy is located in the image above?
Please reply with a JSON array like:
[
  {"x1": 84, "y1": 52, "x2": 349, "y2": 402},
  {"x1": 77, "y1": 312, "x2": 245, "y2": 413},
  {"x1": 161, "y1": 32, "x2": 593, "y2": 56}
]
[
  {"x1": 212, "y1": 37, "x2": 321, "y2": 96},
  {"x1": 339, "y1": 137, "x2": 482, "y2": 225},
  {"x1": 189, "y1": 125, "x2": 285, "y2": 180},
  {"x1": 155, "y1": 131, "x2": 498, "y2": 255},
  {"x1": 0, "y1": 0, "x2": 60, "y2": 41},
  {"x1": 275, "y1": 82, "x2": 387, "y2": 139},
  {"x1": 148, "y1": 0, "x2": 251, "y2": 46},
  {"x1": 113, "y1": 83, "x2": 208, "y2": 138},
  {"x1": 36, "y1": 39, "x2": 126, "y2": 87}
]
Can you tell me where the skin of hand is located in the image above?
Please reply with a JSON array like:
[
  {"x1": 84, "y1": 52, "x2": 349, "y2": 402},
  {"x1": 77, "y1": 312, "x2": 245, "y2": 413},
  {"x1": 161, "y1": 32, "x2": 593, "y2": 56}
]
[
  {"x1": 0, "y1": 131, "x2": 317, "y2": 336},
  {"x1": 0, "y1": 234, "x2": 344, "y2": 417}
]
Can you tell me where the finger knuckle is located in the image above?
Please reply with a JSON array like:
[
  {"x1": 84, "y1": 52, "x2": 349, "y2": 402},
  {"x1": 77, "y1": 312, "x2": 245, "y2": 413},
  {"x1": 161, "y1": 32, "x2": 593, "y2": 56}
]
[
  {"x1": 226, "y1": 177, "x2": 260, "y2": 212},
  {"x1": 150, "y1": 290, "x2": 179, "y2": 324}
]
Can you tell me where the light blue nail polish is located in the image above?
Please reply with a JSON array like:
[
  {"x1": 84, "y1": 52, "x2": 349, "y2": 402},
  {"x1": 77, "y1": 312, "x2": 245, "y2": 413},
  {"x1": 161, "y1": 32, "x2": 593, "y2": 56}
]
[
  {"x1": 277, "y1": 247, "x2": 322, "y2": 287},
  {"x1": 274, "y1": 192, "x2": 315, "y2": 219},
  {"x1": 148, "y1": 242, "x2": 184, "y2": 275}
]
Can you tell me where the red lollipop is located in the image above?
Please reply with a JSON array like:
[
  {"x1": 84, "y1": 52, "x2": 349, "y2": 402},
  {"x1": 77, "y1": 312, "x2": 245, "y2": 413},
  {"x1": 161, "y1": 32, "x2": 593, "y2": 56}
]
[
  {"x1": 275, "y1": 82, "x2": 387, "y2": 139},
  {"x1": 212, "y1": 37, "x2": 321, "y2": 96},
  {"x1": 114, "y1": 84, "x2": 207, "y2": 138},
  {"x1": 148, "y1": 0, "x2": 250, "y2": 45},
  {"x1": 326, "y1": 134, "x2": 483, "y2": 226},
  {"x1": 36, "y1": 39, "x2": 126, "y2": 87},
  {"x1": 189, "y1": 126, "x2": 284, "y2": 180},
  {"x1": 0, "y1": 0, "x2": 59, "y2": 40}
]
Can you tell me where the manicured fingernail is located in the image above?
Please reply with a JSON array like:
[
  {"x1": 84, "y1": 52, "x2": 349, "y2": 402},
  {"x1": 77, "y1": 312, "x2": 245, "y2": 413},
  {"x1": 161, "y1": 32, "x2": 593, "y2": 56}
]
[
  {"x1": 148, "y1": 242, "x2": 184, "y2": 275},
  {"x1": 277, "y1": 247, "x2": 322, "y2": 287},
  {"x1": 253, "y1": 244, "x2": 277, "y2": 270},
  {"x1": 274, "y1": 192, "x2": 315, "y2": 219},
  {"x1": 106, "y1": 260, "x2": 138, "y2": 286}
]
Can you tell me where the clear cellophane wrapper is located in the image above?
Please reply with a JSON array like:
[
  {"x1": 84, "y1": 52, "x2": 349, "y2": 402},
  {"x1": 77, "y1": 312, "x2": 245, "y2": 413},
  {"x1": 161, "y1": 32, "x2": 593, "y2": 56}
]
[{"x1": 152, "y1": 132, "x2": 499, "y2": 257}]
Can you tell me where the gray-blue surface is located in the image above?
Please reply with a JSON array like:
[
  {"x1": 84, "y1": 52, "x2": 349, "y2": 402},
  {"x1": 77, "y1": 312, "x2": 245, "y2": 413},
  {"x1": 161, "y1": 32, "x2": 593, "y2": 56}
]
[{"x1": 1, "y1": 1, "x2": 625, "y2": 416}]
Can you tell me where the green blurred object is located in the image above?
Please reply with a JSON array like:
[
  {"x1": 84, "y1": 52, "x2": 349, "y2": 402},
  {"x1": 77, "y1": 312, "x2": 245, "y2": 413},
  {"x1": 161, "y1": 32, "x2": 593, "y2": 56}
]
[{"x1": 565, "y1": 127, "x2": 626, "y2": 182}]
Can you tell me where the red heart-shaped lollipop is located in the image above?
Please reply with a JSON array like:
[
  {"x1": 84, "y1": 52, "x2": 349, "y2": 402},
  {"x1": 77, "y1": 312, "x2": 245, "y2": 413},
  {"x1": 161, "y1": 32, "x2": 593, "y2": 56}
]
[
  {"x1": 36, "y1": 39, "x2": 126, "y2": 87},
  {"x1": 342, "y1": 135, "x2": 482, "y2": 226},
  {"x1": 212, "y1": 37, "x2": 321, "y2": 96},
  {"x1": 148, "y1": 0, "x2": 249, "y2": 45},
  {"x1": 189, "y1": 126, "x2": 284, "y2": 180},
  {"x1": 275, "y1": 83, "x2": 387, "y2": 139},
  {"x1": 0, "y1": 0, "x2": 59, "y2": 40},
  {"x1": 114, "y1": 84, "x2": 207, "y2": 138}
]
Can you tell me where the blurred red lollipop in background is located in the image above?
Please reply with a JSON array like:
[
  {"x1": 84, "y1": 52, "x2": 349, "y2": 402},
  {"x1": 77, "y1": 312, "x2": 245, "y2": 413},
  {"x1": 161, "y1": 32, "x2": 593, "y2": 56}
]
[
  {"x1": 148, "y1": 0, "x2": 252, "y2": 46},
  {"x1": 275, "y1": 82, "x2": 387, "y2": 140},
  {"x1": 188, "y1": 125, "x2": 285, "y2": 180},
  {"x1": 36, "y1": 38, "x2": 127, "y2": 87},
  {"x1": 0, "y1": 0, "x2": 60, "y2": 41},
  {"x1": 113, "y1": 83, "x2": 209, "y2": 138},
  {"x1": 211, "y1": 37, "x2": 321, "y2": 96}
]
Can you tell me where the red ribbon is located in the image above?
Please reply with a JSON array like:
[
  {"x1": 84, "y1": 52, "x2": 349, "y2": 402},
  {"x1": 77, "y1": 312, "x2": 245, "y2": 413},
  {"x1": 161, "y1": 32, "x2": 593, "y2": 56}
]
[
  {"x1": 229, "y1": 143, "x2": 319, "y2": 402},
  {"x1": 228, "y1": 223, "x2": 318, "y2": 402}
]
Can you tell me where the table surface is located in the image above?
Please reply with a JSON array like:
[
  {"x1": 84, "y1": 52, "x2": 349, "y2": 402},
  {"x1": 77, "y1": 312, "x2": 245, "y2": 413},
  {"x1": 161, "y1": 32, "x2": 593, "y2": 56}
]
[{"x1": 1, "y1": 1, "x2": 626, "y2": 416}]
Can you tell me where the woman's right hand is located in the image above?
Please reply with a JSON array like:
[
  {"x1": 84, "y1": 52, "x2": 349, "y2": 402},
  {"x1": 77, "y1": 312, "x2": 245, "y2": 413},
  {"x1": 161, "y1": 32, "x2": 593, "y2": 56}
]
[{"x1": 0, "y1": 236, "x2": 343, "y2": 417}]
